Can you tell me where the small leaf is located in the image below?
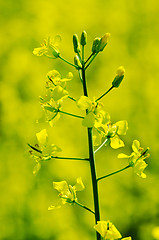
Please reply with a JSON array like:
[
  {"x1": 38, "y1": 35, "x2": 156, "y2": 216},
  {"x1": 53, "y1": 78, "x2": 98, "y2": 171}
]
[
  {"x1": 36, "y1": 129, "x2": 48, "y2": 146},
  {"x1": 110, "y1": 135, "x2": 124, "y2": 149},
  {"x1": 82, "y1": 112, "x2": 95, "y2": 128}
]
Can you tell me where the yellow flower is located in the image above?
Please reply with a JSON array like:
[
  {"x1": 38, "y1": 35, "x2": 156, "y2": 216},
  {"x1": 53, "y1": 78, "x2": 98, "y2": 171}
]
[
  {"x1": 33, "y1": 35, "x2": 61, "y2": 58},
  {"x1": 118, "y1": 140, "x2": 150, "y2": 178},
  {"x1": 94, "y1": 220, "x2": 122, "y2": 239},
  {"x1": 101, "y1": 120, "x2": 128, "y2": 149},
  {"x1": 77, "y1": 96, "x2": 104, "y2": 128},
  {"x1": 48, "y1": 177, "x2": 85, "y2": 210}
]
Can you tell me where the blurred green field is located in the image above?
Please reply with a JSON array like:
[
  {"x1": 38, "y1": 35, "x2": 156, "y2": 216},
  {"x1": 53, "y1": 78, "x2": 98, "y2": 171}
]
[{"x1": 0, "y1": 0, "x2": 159, "y2": 239}]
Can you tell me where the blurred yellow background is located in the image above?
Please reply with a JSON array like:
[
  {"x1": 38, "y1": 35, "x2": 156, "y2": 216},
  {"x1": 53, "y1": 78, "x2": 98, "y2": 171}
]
[{"x1": 0, "y1": 0, "x2": 159, "y2": 239}]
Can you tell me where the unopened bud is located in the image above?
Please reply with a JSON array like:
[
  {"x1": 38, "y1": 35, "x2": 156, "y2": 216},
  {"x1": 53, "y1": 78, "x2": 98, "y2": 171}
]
[
  {"x1": 116, "y1": 66, "x2": 125, "y2": 77},
  {"x1": 52, "y1": 47, "x2": 60, "y2": 58},
  {"x1": 74, "y1": 55, "x2": 82, "y2": 69},
  {"x1": 112, "y1": 66, "x2": 125, "y2": 88},
  {"x1": 98, "y1": 33, "x2": 110, "y2": 52},
  {"x1": 73, "y1": 34, "x2": 81, "y2": 53},
  {"x1": 80, "y1": 31, "x2": 87, "y2": 46},
  {"x1": 92, "y1": 38, "x2": 101, "y2": 53}
]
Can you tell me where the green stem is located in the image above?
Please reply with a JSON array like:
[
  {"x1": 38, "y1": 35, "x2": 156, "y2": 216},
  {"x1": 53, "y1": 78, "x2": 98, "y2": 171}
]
[
  {"x1": 81, "y1": 67, "x2": 101, "y2": 240},
  {"x1": 59, "y1": 56, "x2": 79, "y2": 69},
  {"x1": 58, "y1": 110, "x2": 84, "y2": 119},
  {"x1": 74, "y1": 201, "x2": 95, "y2": 214},
  {"x1": 85, "y1": 53, "x2": 94, "y2": 65},
  {"x1": 82, "y1": 45, "x2": 85, "y2": 64},
  {"x1": 85, "y1": 52, "x2": 98, "y2": 69},
  {"x1": 68, "y1": 96, "x2": 76, "y2": 102},
  {"x1": 77, "y1": 52, "x2": 82, "y2": 64},
  {"x1": 51, "y1": 156, "x2": 89, "y2": 161},
  {"x1": 78, "y1": 70, "x2": 83, "y2": 82},
  {"x1": 97, "y1": 165, "x2": 130, "y2": 182},
  {"x1": 96, "y1": 86, "x2": 114, "y2": 102}
]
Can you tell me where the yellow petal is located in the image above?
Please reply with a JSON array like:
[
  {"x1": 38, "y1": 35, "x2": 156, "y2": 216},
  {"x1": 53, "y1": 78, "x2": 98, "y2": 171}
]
[
  {"x1": 36, "y1": 129, "x2": 48, "y2": 146},
  {"x1": 53, "y1": 181, "x2": 69, "y2": 194},
  {"x1": 52, "y1": 86, "x2": 68, "y2": 101},
  {"x1": 77, "y1": 96, "x2": 92, "y2": 111},
  {"x1": 74, "y1": 177, "x2": 85, "y2": 191},
  {"x1": 114, "y1": 120, "x2": 128, "y2": 135},
  {"x1": 132, "y1": 140, "x2": 140, "y2": 153},
  {"x1": 110, "y1": 135, "x2": 124, "y2": 149}
]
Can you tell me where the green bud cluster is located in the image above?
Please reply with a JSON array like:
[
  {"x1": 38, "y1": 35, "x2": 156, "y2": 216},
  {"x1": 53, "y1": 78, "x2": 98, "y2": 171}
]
[
  {"x1": 73, "y1": 34, "x2": 81, "y2": 53},
  {"x1": 92, "y1": 33, "x2": 110, "y2": 53}
]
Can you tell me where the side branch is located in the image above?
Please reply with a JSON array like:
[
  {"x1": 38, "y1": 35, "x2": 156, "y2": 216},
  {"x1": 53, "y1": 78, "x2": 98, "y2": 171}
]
[
  {"x1": 97, "y1": 165, "x2": 130, "y2": 182},
  {"x1": 50, "y1": 156, "x2": 89, "y2": 161},
  {"x1": 85, "y1": 52, "x2": 98, "y2": 70},
  {"x1": 74, "y1": 201, "x2": 95, "y2": 214},
  {"x1": 58, "y1": 109, "x2": 84, "y2": 119},
  {"x1": 96, "y1": 86, "x2": 114, "y2": 102},
  {"x1": 59, "y1": 55, "x2": 79, "y2": 69}
]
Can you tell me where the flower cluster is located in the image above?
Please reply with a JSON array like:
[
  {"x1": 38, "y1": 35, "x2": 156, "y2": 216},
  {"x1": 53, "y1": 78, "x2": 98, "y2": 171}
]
[
  {"x1": 40, "y1": 70, "x2": 73, "y2": 126},
  {"x1": 28, "y1": 129, "x2": 62, "y2": 175},
  {"x1": 93, "y1": 110, "x2": 128, "y2": 149},
  {"x1": 118, "y1": 140, "x2": 150, "y2": 178},
  {"x1": 48, "y1": 178, "x2": 85, "y2": 210},
  {"x1": 77, "y1": 96, "x2": 104, "y2": 128}
]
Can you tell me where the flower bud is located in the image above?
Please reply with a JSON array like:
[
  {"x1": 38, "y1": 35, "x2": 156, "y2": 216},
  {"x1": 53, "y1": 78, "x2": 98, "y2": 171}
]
[
  {"x1": 92, "y1": 38, "x2": 101, "y2": 53},
  {"x1": 80, "y1": 31, "x2": 87, "y2": 46},
  {"x1": 112, "y1": 66, "x2": 125, "y2": 88},
  {"x1": 73, "y1": 34, "x2": 81, "y2": 53},
  {"x1": 116, "y1": 66, "x2": 125, "y2": 77},
  {"x1": 98, "y1": 33, "x2": 111, "y2": 52},
  {"x1": 74, "y1": 55, "x2": 82, "y2": 69},
  {"x1": 52, "y1": 47, "x2": 60, "y2": 58}
]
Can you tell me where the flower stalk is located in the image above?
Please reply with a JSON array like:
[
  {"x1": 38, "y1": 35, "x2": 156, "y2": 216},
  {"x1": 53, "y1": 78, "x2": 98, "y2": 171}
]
[
  {"x1": 97, "y1": 165, "x2": 130, "y2": 182},
  {"x1": 81, "y1": 52, "x2": 101, "y2": 240}
]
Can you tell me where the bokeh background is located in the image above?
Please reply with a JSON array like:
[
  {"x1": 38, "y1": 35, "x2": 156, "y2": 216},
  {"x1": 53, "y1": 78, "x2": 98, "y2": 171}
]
[{"x1": 0, "y1": 0, "x2": 159, "y2": 239}]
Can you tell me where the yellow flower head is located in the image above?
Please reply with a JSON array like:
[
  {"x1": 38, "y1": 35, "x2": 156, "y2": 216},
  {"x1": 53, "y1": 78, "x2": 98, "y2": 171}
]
[
  {"x1": 33, "y1": 35, "x2": 61, "y2": 58},
  {"x1": 48, "y1": 177, "x2": 85, "y2": 210},
  {"x1": 118, "y1": 140, "x2": 150, "y2": 178},
  {"x1": 94, "y1": 220, "x2": 122, "y2": 239}
]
